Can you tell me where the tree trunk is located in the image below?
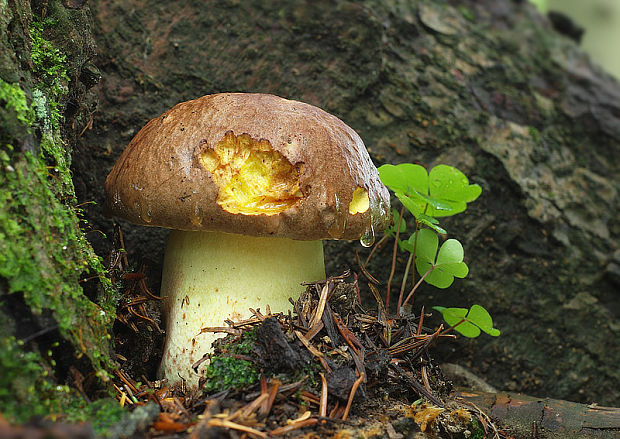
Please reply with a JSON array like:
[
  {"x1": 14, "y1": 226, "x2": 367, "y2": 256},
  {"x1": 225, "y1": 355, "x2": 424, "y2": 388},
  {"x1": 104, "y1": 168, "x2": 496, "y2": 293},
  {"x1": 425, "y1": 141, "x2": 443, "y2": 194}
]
[{"x1": 0, "y1": 0, "x2": 115, "y2": 422}]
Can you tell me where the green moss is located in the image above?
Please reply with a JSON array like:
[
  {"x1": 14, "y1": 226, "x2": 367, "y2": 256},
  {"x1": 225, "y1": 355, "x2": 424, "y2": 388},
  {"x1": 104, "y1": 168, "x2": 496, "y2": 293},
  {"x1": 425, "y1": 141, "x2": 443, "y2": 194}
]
[
  {"x1": 29, "y1": 18, "x2": 75, "y2": 195},
  {"x1": 296, "y1": 363, "x2": 320, "y2": 388},
  {"x1": 203, "y1": 356, "x2": 259, "y2": 393},
  {"x1": 457, "y1": 5, "x2": 475, "y2": 22},
  {"x1": 66, "y1": 398, "x2": 127, "y2": 435},
  {"x1": 0, "y1": 335, "x2": 84, "y2": 423},
  {"x1": 0, "y1": 10, "x2": 118, "y2": 423},
  {"x1": 468, "y1": 418, "x2": 484, "y2": 439},
  {"x1": 528, "y1": 126, "x2": 541, "y2": 142},
  {"x1": 29, "y1": 19, "x2": 69, "y2": 131},
  {"x1": 202, "y1": 330, "x2": 260, "y2": 393},
  {"x1": 0, "y1": 79, "x2": 34, "y2": 127},
  {"x1": 0, "y1": 332, "x2": 125, "y2": 427},
  {"x1": 227, "y1": 328, "x2": 257, "y2": 355},
  {"x1": 0, "y1": 149, "x2": 115, "y2": 369}
]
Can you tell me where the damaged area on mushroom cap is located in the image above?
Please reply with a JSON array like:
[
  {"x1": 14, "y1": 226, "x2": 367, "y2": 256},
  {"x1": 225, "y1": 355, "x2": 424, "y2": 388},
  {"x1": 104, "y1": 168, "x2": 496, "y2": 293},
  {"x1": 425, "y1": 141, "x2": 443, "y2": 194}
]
[{"x1": 199, "y1": 131, "x2": 305, "y2": 216}]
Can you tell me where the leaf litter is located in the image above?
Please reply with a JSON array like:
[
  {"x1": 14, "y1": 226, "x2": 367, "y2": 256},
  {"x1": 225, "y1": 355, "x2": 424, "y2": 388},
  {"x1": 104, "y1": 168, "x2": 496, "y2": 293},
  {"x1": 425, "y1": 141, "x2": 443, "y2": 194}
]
[{"x1": 106, "y1": 242, "x2": 505, "y2": 438}]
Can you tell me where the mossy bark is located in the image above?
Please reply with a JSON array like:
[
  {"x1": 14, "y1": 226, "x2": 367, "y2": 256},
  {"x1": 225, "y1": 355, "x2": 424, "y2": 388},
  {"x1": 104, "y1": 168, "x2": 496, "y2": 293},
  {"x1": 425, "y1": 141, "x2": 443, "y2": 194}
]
[{"x1": 0, "y1": 0, "x2": 116, "y2": 422}]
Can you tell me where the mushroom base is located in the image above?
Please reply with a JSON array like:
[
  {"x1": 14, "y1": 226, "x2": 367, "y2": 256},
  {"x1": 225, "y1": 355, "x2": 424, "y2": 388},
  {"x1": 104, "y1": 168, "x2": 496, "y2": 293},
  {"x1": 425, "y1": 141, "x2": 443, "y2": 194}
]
[{"x1": 158, "y1": 230, "x2": 325, "y2": 387}]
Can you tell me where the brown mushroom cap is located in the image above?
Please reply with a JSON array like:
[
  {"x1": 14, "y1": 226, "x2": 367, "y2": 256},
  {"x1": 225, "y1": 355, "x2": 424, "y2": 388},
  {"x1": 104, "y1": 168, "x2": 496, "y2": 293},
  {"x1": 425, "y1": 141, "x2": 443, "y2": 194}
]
[{"x1": 104, "y1": 93, "x2": 390, "y2": 240}]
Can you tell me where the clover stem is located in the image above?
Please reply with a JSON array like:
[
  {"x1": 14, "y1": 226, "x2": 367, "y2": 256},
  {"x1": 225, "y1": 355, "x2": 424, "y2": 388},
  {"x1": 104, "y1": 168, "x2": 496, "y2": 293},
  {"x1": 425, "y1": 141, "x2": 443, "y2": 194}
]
[
  {"x1": 397, "y1": 219, "x2": 421, "y2": 314},
  {"x1": 385, "y1": 204, "x2": 405, "y2": 312},
  {"x1": 439, "y1": 318, "x2": 466, "y2": 336},
  {"x1": 401, "y1": 265, "x2": 434, "y2": 310},
  {"x1": 396, "y1": 252, "x2": 413, "y2": 314},
  {"x1": 410, "y1": 221, "x2": 421, "y2": 288},
  {"x1": 412, "y1": 205, "x2": 429, "y2": 290}
]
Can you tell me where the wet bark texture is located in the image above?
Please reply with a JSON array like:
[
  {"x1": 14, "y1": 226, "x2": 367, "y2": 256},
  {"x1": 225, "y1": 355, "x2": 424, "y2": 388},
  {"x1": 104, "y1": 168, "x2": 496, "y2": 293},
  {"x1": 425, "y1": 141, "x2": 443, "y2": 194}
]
[
  {"x1": 75, "y1": 0, "x2": 619, "y2": 406},
  {"x1": 456, "y1": 390, "x2": 620, "y2": 439},
  {"x1": 1, "y1": 0, "x2": 618, "y2": 422}
]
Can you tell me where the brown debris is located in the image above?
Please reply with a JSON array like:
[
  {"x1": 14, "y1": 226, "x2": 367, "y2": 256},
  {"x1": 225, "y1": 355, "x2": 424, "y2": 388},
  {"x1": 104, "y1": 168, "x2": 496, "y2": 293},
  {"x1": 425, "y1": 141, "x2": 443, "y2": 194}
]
[
  {"x1": 108, "y1": 225, "x2": 163, "y2": 336},
  {"x1": 107, "y1": 272, "x2": 491, "y2": 437},
  {"x1": 102, "y1": 226, "x2": 503, "y2": 438}
]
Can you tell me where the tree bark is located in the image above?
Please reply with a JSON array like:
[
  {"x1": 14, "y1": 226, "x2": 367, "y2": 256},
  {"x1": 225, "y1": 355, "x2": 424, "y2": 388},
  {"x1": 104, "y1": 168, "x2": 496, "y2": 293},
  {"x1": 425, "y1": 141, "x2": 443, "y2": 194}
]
[
  {"x1": 0, "y1": 0, "x2": 115, "y2": 421},
  {"x1": 455, "y1": 390, "x2": 620, "y2": 439}
]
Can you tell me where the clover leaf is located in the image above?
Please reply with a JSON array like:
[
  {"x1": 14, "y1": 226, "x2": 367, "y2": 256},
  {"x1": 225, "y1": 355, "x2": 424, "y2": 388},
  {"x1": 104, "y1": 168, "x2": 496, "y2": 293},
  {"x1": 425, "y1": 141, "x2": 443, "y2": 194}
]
[
  {"x1": 432, "y1": 305, "x2": 501, "y2": 338},
  {"x1": 378, "y1": 164, "x2": 482, "y2": 219},
  {"x1": 378, "y1": 163, "x2": 428, "y2": 195},
  {"x1": 395, "y1": 193, "x2": 447, "y2": 234},
  {"x1": 413, "y1": 229, "x2": 468, "y2": 288},
  {"x1": 427, "y1": 165, "x2": 482, "y2": 216}
]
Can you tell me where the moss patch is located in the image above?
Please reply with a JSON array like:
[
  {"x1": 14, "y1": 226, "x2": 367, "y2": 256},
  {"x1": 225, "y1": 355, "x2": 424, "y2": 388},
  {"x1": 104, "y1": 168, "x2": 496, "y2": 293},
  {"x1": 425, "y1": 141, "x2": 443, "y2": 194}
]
[
  {"x1": 0, "y1": 3, "x2": 117, "y2": 422},
  {"x1": 0, "y1": 149, "x2": 115, "y2": 367},
  {"x1": 0, "y1": 332, "x2": 125, "y2": 428},
  {"x1": 0, "y1": 334, "x2": 80, "y2": 423},
  {"x1": 202, "y1": 330, "x2": 260, "y2": 393},
  {"x1": 202, "y1": 356, "x2": 260, "y2": 393},
  {"x1": 30, "y1": 19, "x2": 70, "y2": 131},
  {"x1": 0, "y1": 80, "x2": 35, "y2": 128},
  {"x1": 66, "y1": 397, "x2": 127, "y2": 435}
]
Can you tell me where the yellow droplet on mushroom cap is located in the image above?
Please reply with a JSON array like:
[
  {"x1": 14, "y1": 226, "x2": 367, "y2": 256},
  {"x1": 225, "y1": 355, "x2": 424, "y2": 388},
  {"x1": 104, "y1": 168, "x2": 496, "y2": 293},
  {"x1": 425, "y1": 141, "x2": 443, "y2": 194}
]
[{"x1": 348, "y1": 186, "x2": 370, "y2": 215}]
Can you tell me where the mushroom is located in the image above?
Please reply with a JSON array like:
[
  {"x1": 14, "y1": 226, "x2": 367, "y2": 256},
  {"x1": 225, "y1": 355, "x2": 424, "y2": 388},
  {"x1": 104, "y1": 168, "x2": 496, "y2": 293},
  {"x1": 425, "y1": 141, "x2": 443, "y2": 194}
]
[{"x1": 104, "y1": 93, "x2": 390, "y2": 387}]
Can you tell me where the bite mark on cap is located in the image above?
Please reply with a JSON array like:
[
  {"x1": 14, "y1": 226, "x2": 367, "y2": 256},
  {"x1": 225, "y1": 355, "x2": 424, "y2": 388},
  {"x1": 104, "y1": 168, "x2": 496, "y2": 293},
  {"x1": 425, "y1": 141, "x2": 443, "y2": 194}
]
[{"x1": 199, "y1": 131, "x2": 304, "y2": 216}]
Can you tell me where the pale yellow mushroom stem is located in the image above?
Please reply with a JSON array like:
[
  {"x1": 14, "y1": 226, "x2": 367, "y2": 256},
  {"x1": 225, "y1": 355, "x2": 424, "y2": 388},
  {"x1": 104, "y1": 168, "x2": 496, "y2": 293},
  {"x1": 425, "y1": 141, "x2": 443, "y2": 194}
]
[{"x1": 158, "y1": 230, "x2": 325, "y2": 387}]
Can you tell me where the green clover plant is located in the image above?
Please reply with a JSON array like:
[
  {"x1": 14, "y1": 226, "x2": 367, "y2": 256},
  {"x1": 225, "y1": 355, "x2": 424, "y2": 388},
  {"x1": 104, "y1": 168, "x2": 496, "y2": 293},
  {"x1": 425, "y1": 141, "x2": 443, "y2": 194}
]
[
  {"x1": 433, "y1": 305, "x2": 500, "y2": 338},
  {"x1": 377, "y1": 163, "x2": 499, "y2": 339},
  {"x1": 411, "y1": 229, "x2": 468, "y2": 289}
]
